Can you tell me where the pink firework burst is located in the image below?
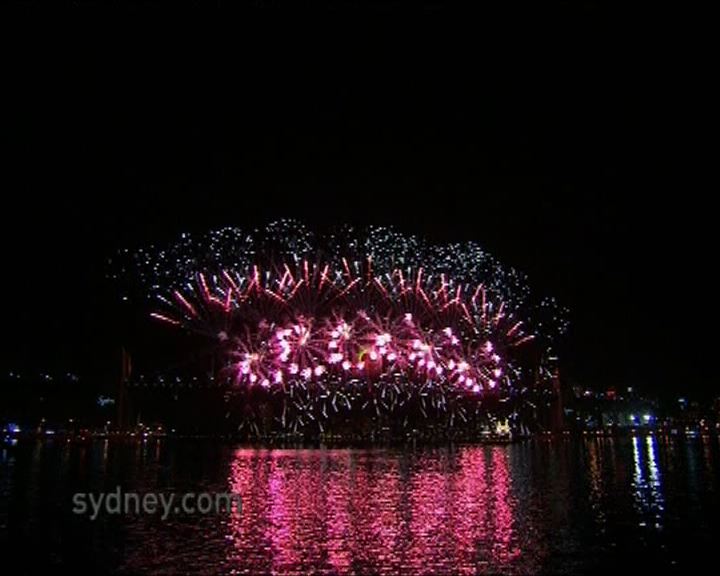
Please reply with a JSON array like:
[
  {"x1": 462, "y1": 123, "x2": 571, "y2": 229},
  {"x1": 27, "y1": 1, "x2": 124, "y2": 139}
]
[{"x1": 152, "y1": 259, "x2": 535, "y2": 397}]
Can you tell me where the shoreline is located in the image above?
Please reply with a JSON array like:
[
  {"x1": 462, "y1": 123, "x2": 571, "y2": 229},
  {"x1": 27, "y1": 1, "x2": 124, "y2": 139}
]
[{"x1": 4, "y1": 428, "x2": 716, "y2": 449}]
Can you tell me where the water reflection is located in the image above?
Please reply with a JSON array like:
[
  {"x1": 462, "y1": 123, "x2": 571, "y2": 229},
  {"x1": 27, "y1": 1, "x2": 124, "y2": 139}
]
[
  {"x1": 2, "y1": 437, "x2": 719, "y2": 573},
  {"x1": 632, "y1": 435, "x2": 664, "y2": 529},
  {"x1": 227, "y1": 447, "x2": 521, "y2": 574},
  {"x1": 586, "y1": 439, "x2": 607, "y2": 529}
]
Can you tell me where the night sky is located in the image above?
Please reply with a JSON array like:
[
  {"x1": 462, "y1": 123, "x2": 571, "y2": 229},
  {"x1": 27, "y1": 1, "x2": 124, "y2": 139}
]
[{"x1": 1, "y1": 2, "x2": 716, "y2": 401}]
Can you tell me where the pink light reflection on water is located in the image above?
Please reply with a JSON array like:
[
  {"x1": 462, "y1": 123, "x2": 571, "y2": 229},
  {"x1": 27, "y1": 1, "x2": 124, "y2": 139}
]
[{"x1": 226, "y1": 447, "x2": 521, "y2": 574}]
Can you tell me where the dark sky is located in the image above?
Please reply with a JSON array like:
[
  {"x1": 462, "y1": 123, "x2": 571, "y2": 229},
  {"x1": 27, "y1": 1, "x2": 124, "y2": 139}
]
[{"x1": 1, "y1": 2, "x2": 716, "y2": 400}]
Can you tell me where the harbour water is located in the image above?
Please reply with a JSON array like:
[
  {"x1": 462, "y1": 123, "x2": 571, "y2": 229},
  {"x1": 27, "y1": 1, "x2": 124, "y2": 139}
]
[{"x1": 1, "y1": 435, "x2": 718, "y2": 574}]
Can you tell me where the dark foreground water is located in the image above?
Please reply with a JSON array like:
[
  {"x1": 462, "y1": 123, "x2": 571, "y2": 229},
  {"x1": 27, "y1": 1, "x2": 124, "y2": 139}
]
[{"x1": 1, "y1": 436, "x2": 719, "y2": 574}]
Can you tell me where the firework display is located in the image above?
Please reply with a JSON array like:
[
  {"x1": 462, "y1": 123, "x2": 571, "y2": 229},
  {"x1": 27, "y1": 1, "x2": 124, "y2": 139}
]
[{"x1": 112, "y1": 220, "x2": 568, "y2": 436}]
